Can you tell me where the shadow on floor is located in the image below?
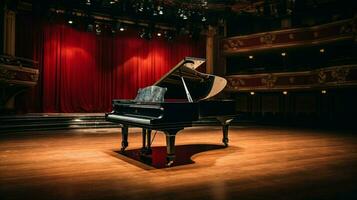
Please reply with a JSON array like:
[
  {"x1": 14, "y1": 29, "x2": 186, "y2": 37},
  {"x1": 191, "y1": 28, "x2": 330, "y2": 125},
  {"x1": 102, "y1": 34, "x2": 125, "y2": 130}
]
[{"x1": 111, "y1": 144, "x2": 228, "y2": 169}]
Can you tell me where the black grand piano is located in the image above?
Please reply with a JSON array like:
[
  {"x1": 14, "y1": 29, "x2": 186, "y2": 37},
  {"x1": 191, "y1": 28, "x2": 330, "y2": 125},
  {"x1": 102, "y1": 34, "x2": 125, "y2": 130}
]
[{"x1": 105, "y1": 57, "x2": 235, "y2": 166}]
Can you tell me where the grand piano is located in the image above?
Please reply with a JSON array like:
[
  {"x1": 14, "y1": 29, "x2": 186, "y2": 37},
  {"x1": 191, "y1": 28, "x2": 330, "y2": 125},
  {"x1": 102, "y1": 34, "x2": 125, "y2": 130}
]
[{"x1": 105, "y1": 57, "x2": 235, "y2": 166}]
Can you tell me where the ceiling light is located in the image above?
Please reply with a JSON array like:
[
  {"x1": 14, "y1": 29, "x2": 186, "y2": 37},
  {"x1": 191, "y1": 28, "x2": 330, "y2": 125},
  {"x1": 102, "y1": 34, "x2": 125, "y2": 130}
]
[
  {"x1": 68, "y1": 20, "x2": 73, "y2": 24},
  {"x1": 157, "y1": 32, "x2": 162, "y2": 37},
  {"x1": 283, "y1": 91, "x2": 288, "y2": 95},
  {"x1": 119, "y1": 27, "x2": 125, "y2": 31},
  {"x1": 250, "y1": 91, "x2": 255, "y2": 95},
  {"x1": 281, "y1": 52, "x2": 286, "y2": 56},
  {"x1": 249, "y1": 55, "x2": 254, "y2": 59}
]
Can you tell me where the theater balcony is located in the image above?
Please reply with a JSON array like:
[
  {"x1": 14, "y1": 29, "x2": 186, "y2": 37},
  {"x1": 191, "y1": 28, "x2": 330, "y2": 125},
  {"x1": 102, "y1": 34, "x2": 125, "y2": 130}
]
[{"x1": 219, "y1": 2, "x2": 357, "y2": 128}]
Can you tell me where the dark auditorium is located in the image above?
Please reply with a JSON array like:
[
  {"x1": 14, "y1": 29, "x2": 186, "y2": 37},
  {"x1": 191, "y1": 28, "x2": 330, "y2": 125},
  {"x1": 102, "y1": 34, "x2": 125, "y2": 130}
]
[{"x1": 1, "y1": 0, "x2": 357, "y2": 199}]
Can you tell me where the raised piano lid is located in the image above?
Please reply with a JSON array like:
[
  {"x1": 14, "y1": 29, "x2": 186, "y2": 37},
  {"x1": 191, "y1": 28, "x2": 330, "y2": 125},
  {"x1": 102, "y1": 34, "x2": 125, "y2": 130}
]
[{"x1": 154, "y1": 57, "x2": 227, "y2": 101}]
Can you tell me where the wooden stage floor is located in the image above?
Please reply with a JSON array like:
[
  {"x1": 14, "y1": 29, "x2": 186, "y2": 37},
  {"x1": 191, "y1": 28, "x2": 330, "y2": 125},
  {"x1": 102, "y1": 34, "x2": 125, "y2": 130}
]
[{"x1": 1, "y1": 126, "x2": 357, "y2": 200}]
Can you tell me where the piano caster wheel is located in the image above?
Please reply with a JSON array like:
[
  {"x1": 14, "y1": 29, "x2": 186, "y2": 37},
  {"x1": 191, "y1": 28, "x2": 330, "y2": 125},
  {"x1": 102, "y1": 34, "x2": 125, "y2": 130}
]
[
  {"x1": 121, "y1": 141, "x2": 128, "y2": 152},
  {"x1": 223, "y1": 138, "x2": 229, "y2": 147}
]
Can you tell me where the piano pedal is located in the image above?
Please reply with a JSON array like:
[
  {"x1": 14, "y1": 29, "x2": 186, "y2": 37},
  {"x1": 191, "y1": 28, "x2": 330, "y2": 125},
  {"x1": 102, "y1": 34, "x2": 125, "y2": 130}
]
[{"x1": 166, "y1": 155, "x2": 175, "y2": 167}]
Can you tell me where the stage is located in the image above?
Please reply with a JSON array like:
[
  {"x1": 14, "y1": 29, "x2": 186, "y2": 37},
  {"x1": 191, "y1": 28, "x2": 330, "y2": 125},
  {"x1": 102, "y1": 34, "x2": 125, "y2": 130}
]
[{"x1": 1, "y1": 126, "x2": 357, "y2": 200}]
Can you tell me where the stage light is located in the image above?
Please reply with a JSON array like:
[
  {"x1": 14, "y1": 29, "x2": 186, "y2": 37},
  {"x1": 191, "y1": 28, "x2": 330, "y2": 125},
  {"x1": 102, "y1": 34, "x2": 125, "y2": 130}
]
[
  {"x1": 157, "y1": 32, "x2": 162, "y2": 37},
  {"x1": 164, "y1": 31, "x2": 174, "y2": 41},
  {"x1": 283, "y1": 91, "x2": 288, "y2": 95},
  {"x1": 119, "y1": 27, "x2": 125, "y2": 31},
  {"x1": 95, "y1": 24, "x2": 102, "y2": 35},
  {"x1": 321, "y1": 90, "x2": 327, "y2": 94},
  {"x1": 68, "y1": 20, "x2": 73, "y2": 24},
  {"x1": 320, "y1": 48, "x2": 325, "y2": 53},
  {"x1": 250, "y1": 91, "x2": 255, "y2": 95},
  {"x1": 249, "y1": 55, "x2": 254, "y2": 59},
  {"x1": 139, "y1": 28, "x2": 152, "y2": 40},
  {"x1": 281, "y1": 52, "x2": 286, "y2": 56}
]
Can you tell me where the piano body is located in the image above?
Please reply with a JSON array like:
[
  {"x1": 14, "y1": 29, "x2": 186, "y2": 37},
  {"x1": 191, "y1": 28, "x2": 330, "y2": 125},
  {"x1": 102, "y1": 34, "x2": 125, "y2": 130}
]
[{"x1": 105, "y1": 57, "x2": 235, "y2": 166}]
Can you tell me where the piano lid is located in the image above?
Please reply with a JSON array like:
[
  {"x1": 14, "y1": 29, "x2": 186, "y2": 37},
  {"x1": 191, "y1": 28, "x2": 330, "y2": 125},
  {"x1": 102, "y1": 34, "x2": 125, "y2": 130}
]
[{"x1": 154, "y1": 57, "x2": 227, "y2": 101}]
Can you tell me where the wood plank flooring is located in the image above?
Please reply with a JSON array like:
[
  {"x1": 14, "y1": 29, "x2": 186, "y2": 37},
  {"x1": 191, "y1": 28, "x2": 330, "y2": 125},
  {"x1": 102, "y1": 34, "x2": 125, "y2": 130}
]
[{"x1": 1, "y1": 126, "x2": 357, "y2": 200}]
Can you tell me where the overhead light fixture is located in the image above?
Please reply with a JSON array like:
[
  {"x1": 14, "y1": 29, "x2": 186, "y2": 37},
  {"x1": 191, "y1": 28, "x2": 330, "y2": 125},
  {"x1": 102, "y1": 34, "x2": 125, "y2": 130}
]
[
  {"x1": 249, "y1": 55, "x2": 254, "y2": 59},
  {"x1": 250, "y1": 91, "x2": 255, "y2": 95},
  {"x1": 281, "y1": 52, "x2": 286, "y2": 56},
  {"x1": 283, "y1": 91, "x2": 288, "y2": 95},
  {"x1": 157, "y1": 32, "x2": 162, "y2": 37},
  {"x1": 119, "y1": 27, "x2": 125, "y2": 31},
  {"x1": 95, "y1": 24, "x2": 102, "y2": 35},
  {"x1": 139, "y1": 28, "x2": 152, "y2": 40},
  {"x1": 68, "y1": 20, "x2": 73, "y2": 24}
]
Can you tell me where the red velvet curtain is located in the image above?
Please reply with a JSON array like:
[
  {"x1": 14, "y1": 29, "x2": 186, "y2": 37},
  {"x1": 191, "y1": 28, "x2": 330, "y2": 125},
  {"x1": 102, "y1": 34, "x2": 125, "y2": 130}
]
[{"x1": 40, "y1": 23, "x2": 205, "y2": 113}]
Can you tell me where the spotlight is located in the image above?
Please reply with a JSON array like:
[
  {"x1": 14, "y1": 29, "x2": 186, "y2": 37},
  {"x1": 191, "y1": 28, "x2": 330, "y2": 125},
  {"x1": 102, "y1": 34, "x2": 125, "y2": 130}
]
[
  {"x1": 320, "y1": 48, "x2": 325, "y2": 53},
  {"x1": 119, "y1": 27, "x2": 125, "y2": 31},
  {"x1": 164, "y1": 31, "x2": 174, "y2": 41},
  {"x1": 321, "y1": 90, "x2": 327, "y2": 94},
  {"x1": 283, "y1": 91, "x2": 288, "y2": 95},
  {"x1": 249, "y1": 55, "x2": 254, "y2": 59},
  {"x1": 250, "y1": 91, "x2": 255, "y2": 95},
  {"x1": 158, "y1": 6, "x2": 164, "y2": 15},
  {"x1": 68, "y1": 20, "x2": 73, "y2": 24},
  {"x1": 281, "y1": 52, "x2": 286, "y2": 56},
  {"x1": 157, "y1": 32, "x2": 162, "y2": 37},
  {"x1": 95, "y1": 24, "x2": 101, "y2": 35},
  {"x1": 139, "y1": 28, "x2": 152, "y2": 40}
]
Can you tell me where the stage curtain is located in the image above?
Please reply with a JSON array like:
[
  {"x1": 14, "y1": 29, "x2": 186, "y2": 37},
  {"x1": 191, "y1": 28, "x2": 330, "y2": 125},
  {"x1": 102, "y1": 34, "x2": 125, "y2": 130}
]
[{"x1": 39, "y1": 23, "x2": 205, "y2": 112}]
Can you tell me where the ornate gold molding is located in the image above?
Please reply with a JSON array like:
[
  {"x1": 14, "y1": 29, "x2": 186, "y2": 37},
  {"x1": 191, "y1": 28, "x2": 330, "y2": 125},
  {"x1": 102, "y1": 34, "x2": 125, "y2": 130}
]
[
  {"x1": 226, "y1": 65, "x2": 357, "y2": 92},
  {"x1": 222, "y1": 19, "x2": 356, "y2": 54}
]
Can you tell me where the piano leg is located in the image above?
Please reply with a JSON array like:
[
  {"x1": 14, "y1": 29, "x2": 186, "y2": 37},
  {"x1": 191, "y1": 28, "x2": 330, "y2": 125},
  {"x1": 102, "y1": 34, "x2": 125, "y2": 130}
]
[
  {"x1": 217, "y1": 117, "x2": 234, "y2": 147},
  {"x1": 146, "y1": 129, "x2": 152, "y2": 154},
  {"x1": 121, "y1": 125, "x2": 129, "y2": 152},
  {"x1": 222, "y1": 124, "x2": 229, "y2": 147},
  {"x1": 141, "y1": 128, "x2": 147, "y2": 154},
  {"x1": 141, "y1": 129, "x2": 152, "y2": 155},
  {"x1": 164, "y1": 129, "x2": 181, "y2": 167}
]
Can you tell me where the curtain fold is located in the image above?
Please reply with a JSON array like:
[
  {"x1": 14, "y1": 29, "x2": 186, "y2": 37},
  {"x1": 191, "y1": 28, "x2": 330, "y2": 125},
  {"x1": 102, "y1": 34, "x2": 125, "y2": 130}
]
[{"x1": 38, "y1": 23, "x2": 205, "y2": 113}]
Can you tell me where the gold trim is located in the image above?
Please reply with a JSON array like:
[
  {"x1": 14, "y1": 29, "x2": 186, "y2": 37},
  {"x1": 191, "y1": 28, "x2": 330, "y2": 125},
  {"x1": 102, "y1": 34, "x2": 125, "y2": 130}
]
[
  {"x1": 223, "y1": 19, "x2": 352, "y2": 41},
  {"x1": 223, "y1": 36, "x2": 353, "y2": 54},
  {"x1": 0, "y1": 63, "x2": 39, "y2": 74},
  {"x1": 0, "y1": 79, "x2": 37, "y2": 86}
]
